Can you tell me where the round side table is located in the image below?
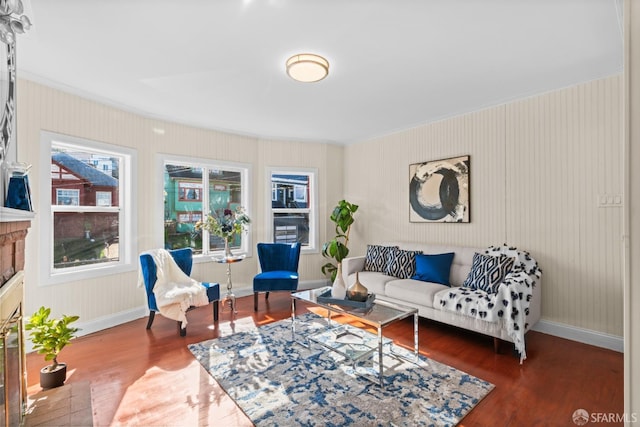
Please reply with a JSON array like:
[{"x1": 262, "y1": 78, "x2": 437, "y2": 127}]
[{"x1": 213, "y1": 254, "x2": 245, "y2": 314}]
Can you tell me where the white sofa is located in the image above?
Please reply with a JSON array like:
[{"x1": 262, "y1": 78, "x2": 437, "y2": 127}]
[{"x1": 342, "y1": 242, "x2": 542, "y2": 361}]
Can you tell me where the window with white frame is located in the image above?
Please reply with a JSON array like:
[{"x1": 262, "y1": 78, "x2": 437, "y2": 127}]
[
  {"x1": 162, "y1": 157, "x2": 250, "y2": 256},
  {"x1": 268, "y1": 169, "x2": 317, "y2": 251},
  {"x1": 41, "y1": 132, "x2": 137, "y2": 284},
  {"x1": 96, "y1": 191, "x2": 112, "y2": 207}
]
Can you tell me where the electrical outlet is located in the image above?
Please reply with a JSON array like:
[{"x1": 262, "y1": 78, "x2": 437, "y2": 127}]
[{"x1": 598, "y1": 194, "x2": 623, "y2": 208}]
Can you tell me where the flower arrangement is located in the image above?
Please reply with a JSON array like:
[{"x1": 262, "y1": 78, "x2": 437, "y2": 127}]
[{"x1": 196, "y1": 206, "x2": 250, "y2": 242}]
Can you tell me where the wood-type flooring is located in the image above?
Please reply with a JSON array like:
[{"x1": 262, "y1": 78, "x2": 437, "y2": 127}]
[{"x1": 25, "y1": 292, "x2": 623, "y2": 426}]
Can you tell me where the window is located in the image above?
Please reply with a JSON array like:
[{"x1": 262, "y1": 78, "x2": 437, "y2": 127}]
[
  {"x1": 178, "y1": 182, "x2": 202, "y2": 201},
  {"x1": 40, "y1": 131, "x2": 137, "y2": 284},
  {"x1": 268, "y1": 168, "x2": 317, "y2": 252},
  {"x1": 56, "y1": 189, "x2": 79, "y2": 206},
  {"x1": 96, "y1": 191, "x2": 112, "y2": 207},
  {"x1": 161, "y1": 156, "x2": 251, "y2": 256}
]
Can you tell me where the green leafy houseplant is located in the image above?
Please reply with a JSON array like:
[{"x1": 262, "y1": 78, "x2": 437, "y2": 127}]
[
  {"x1": 25, "y1": 306, "x2": 80, "y2": 372},
  {"x1": 321, "y1": 199, "x2": 359, "y2": 281}
]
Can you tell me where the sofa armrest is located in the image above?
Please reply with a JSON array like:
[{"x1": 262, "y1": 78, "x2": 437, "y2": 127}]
[
  {"x1": 342, "y1": 256, "x2": 365, "y2": 279},
  {"x1": 527, "y1": 276, "x2": 542, "y2": 330}
]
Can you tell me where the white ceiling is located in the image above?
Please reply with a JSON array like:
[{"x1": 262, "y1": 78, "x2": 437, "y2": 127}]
[{"x1": 16, "y1": 0, "x2": 623, "y2": 145}]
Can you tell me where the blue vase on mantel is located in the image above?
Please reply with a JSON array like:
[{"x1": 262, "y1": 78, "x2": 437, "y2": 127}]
[{"x1": 331, "y1": 263, "x2": 347, "y2": 299}]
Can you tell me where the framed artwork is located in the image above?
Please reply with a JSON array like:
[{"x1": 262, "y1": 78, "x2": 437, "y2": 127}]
[{"x1": 409, "y1": 155, "x2": 470, "y2": 223}]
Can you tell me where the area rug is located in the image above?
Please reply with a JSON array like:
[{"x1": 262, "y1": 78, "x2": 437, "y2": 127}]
[{"x1": 188, "y1": 313, "x2": 493, "y2": 426}]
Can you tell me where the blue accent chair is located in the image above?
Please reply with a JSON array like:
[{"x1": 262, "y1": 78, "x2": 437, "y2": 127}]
[
  {"x1": 139, "y1": 248, "x2": 220, "y2": 336},
  {"x1": 253, "y1": 243, "x2": 301, "y2": 311}
]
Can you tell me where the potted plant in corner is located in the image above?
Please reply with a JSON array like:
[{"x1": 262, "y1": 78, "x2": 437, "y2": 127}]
[
  {"x1": 321, "y1": 199, "x2": 359, "y2": 282},
  {"x1": 25, "y1": 306, "x2": 80, "y2": 389}
]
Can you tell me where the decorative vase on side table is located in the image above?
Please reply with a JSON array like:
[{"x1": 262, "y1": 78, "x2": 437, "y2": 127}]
[{"x1": 224, "y1": 238, "x2": 233, "y2": 258}]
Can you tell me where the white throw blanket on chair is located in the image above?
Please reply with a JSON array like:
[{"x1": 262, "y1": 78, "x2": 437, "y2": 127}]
[{"x1": 139, "y1": 249, "x2": 209, "y2": 328}]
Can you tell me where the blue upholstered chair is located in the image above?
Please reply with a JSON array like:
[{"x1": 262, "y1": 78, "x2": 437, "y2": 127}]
[
  {"x1": 139, "y1": 248, "x2": 220, "y2": 336},
  {"x1": 253, "y1": 243, "x2": 301, "y2": 311}
]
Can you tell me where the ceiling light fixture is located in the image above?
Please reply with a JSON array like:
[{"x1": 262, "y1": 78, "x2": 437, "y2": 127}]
[{"x1": 286, "y1": 53, "x2": 329, "y2": 83}]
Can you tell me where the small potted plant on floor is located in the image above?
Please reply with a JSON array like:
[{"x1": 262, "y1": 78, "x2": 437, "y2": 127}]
[{"x1": 25, "y1": 306, "x2": 80, "y2": 389}]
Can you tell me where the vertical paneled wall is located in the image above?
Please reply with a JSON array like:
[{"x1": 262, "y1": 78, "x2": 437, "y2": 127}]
[
  {"x1": 17, "y1": 80, "x2": 343, "y2": 325},
  {"x1": 345, "y1": 75, "x2": 623, "y2": 336},
  {"x1": 16, "y1": 75, "x2": 624, "y2": 337},
  {"x1": 506, "y1": 77, "x2": 623, "y2": 335}
]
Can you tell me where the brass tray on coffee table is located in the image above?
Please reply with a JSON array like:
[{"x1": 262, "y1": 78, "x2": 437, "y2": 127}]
[{"x1": 316, "y1": 289, "x2": 376, "y2": 310}]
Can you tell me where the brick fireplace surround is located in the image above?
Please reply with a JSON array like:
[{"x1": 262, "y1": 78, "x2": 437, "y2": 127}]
[
  {"x1": 0, "y1": 220, "x2": 29, "y2": 284},
  {"x1": 1, "y1": 210, "x2": 33, "y2": 426}
]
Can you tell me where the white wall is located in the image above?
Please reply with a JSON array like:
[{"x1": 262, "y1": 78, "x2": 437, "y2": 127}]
[
  {"x1": 17, "y1": 79, "x2": 341, "y2": 332},
  {"x1": 17, "y1": 74, "x2": 627, "y2": 350},
  {"x1": 344, "y1": 75, "x2": 625, "y2": 340}
]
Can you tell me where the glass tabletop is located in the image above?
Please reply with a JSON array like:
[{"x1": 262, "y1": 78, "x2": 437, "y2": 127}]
[
  {"x1": 292, "y1": 286, "x2": 417, "y2": 328},
  {"x1": 212, "y1": 254, "x2": 246, "y2": 263},
  {"x1": 308, "y1": 324, "x2": 393, "y2": 362}
]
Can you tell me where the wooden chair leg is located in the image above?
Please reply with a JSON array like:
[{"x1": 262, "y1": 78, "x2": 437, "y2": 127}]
[
  {"x1": 254, "y1": 292, "x2": 259, "y2": 312},
  {"x1": 146, "y1": 311, "x2": 156, "y2": 329},
  {"x1": 213, "y1": 301, "x2": 219, "y2": 321},
  {"x1": 265, "y1": 291, "x2": 270, "y2": 300}
]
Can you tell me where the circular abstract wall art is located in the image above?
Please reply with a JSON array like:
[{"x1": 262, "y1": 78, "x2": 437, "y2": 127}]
[{"x1": 409, "y1": 155, "x2": 470, "y2": 223}]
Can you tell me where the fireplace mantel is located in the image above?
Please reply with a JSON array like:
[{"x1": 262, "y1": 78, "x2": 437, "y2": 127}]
[{"x1": 0, "y1": 206, "x2": 35, "y2": 223}]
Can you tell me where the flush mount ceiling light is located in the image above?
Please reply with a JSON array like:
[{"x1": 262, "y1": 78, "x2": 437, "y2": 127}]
[{"x1": 286, "y1": 53, "x2": 329, "y2": 83}]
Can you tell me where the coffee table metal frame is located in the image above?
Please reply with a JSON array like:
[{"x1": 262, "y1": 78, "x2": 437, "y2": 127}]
[{"x1": 291, "y1": 286, "x2": 419, "y2": 387}]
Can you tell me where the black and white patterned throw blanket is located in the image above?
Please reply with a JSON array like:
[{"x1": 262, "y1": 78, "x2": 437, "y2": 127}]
[{"x1": 435, "y1": 244, "x2": 542, "y2": 363}]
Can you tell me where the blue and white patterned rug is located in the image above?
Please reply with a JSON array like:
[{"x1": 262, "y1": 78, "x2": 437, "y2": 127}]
[{"x1": 188, "y1": 313, "x2": 493, "y2": 426}]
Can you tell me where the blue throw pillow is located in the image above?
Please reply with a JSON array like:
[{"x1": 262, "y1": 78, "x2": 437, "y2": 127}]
[{"x1": 411, "y1": 253, "x2": 455, "y2": 286}]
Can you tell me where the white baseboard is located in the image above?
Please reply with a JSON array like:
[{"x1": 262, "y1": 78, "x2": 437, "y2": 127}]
[
  {"x1": 297, "y1": 279, "x2": 331, "y2": 290},
  {"x1": 532, "y1": 319, "x2": 623, "y2": 352},
  {"x1": 71, "y1": 280, "x2": 328, "y2": 341},
  {"x1": 75, "y1": 306, "x2": 148, "y2": 337},
  {"x1": 25, "y1": 306, "x2": 147, "y2": 354},
  {"x1": 40, "y1": 282, "x2": 626, "y2": 359}
]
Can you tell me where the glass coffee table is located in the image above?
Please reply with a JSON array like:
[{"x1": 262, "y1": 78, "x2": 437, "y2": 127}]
[{"x1": 291, "y1": 286, "x2": 419, "y2": 387}]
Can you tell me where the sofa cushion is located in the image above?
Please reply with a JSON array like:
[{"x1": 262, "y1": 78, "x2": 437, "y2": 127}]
[
  {"x1": 385, "y1": 248, "x2": 422, "y2": 279},
  {"x1": 348, "y1": 271, "x2": 394, "y2": 295},
  {"x1": 363, "y1": 244, "x2": 397, "y2": 273},
  {"x1": 385, "y1": 279, "x2": 448, "y2": 309},
  {"x1": 378, "y1": 242, "x2": 480, "y2": 287},
  {"x1": 462, "y1": 253, "x2": 515, "y2": 293},
  {"x1": 411, "y1": 252, "x2": 455, "y2": 286}
]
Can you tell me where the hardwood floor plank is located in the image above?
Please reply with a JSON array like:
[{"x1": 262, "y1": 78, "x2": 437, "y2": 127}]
[{"x1": 26, "y1": 292, "x2": 623, "y2": 426}]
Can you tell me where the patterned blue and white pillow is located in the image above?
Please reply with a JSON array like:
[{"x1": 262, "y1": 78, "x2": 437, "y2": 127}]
[
  {"x1": 385, "y1": 248, "x2": 422, "y2": 279},
  {"x1": 363, "y1": 245, "x2": 397, "y2": 272},
  {"x1": 463, "y1": 253, "x2": 515, "y2": 294}
]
